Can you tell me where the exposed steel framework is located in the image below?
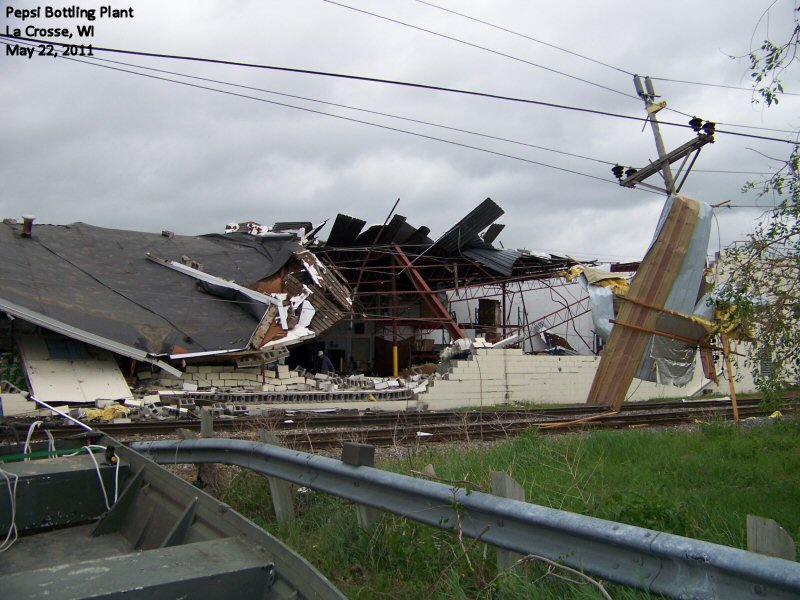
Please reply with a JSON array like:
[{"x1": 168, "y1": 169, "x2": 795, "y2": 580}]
[{"x1": 309, "y1": 202, "x2": 591, "y2": 363}]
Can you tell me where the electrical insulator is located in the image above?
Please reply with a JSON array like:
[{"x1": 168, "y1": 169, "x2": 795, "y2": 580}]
[
  {"x1": 611, "y1": 164, "x2": 625, "y2": 179},
  {"x1": 689, "y1": 117, "x2": 703, "y2": 132},
  {"x1": 625, "y1": 167, "x2": 638, "y2": 178},
  {"x1": 633, "y1": 75, "x2": 647, "y2": 100},
  {"x1": 702, "y1": 121, "x2": 716, "y2": 135}
]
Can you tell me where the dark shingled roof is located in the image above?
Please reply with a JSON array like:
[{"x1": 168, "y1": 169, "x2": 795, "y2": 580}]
[{"x1": 0, "y1": 221, "x2": 298, "y2": 357}]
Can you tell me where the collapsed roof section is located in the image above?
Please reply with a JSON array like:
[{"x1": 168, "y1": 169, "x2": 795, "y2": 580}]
[
  {"x1": 304, "y1": 199, "x2": 581, "y2": 346},
  {"x1": 317, "y1": 197, "x2": 574, "y2": 284},
  {"x1": 586, "y1": 195, "x2": 713, "y2": 409},
  {"x1": 0, "y1": 220, "x2": 351, "y2": 375}
]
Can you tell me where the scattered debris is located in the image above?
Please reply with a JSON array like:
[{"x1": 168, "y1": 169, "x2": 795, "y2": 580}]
[
  {"x1": 587, "y1": 195, "x2": 713, "y2": 409},
  {"x1": 0, "y1": 220, "x2": 352, "y2": 379}
]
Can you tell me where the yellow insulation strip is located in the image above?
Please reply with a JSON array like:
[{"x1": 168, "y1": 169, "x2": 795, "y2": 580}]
[{"x1": 83, "y1": 405, "x2": 131, "y2": 422}]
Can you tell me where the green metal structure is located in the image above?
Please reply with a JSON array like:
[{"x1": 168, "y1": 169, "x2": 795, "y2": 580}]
[{"x1": 0, "y1": 433, "x2": 345, "y2": 599}]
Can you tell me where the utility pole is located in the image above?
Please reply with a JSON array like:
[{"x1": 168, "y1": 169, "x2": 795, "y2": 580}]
[
  {"x1": 613, "y1": 77, "x2": 714, "y2": 194},
  {"x1": 634, "y1": 75, "x2": 674, "y2": 194}
]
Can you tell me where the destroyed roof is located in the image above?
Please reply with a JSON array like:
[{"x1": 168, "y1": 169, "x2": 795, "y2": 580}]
[
  {"x1": 0, "y1": 221, "x2": 348, "y2": 372},
  {"x1": 316, "y1": 198, "x2": 576, "y2": 284}
]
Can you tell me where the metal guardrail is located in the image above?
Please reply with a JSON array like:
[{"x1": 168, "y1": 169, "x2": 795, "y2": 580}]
[{"x1": 131, "y1": 438, "x2": 800, "y2": 600}]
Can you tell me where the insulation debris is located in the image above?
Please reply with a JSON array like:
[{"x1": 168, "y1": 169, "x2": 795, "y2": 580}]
[
  {"x1": 81, "y1": 404, "x2": 131, "y2": 423},
  {"x1": 587, "y1": 195, "x2": 713, "y2": 409}
]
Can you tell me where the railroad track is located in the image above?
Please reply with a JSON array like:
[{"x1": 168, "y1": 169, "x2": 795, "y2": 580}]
[
  {"x1": 9, "y1": 397, "x2": 794, "y2": 450},
  {"x1": 277, "y1": 402, "x2": 789, "y2": 449}
]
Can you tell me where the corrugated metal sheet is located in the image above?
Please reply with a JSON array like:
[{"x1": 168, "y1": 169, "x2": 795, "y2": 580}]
[
  {"x1": 461, "y1": 247, "x2": 522, "y2": 276},
  {"x1": 313, "y1": 199, "x2": 579, "y2": 299},
  {"x1": 432, "y1": 198, "x2": 504, "y2": 254},
  {"x1": 402, "y1": 226, "x2": 432, "y2": 247},
  {"x1": 482, "y1": 223, "x2": 505, "y2": 244},
  {"x1": 375, "y1": 214, "x2": 407, "y2": 244},
  {"x1": 327, "y1": 214, "x2": 366, "y2": 247},
  {"x1": 392, "y1": 221, "x2": 418, "y2": 245},
  {"x1": 355, "y1": 224, "x2": 383, "y2": 245}
]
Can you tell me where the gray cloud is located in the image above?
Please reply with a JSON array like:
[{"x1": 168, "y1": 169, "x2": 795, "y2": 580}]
[{"x1": 2, "y1": 0, "x2": 798, "y2": 262}]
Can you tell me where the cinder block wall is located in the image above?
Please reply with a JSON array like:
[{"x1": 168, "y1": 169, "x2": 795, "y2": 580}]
[
  {"x1": 156, "y1": 365, "x2": 265, "y2": 388},
  {"x1": 418, "y1": 348, "x2": 758, "y2": 409}
]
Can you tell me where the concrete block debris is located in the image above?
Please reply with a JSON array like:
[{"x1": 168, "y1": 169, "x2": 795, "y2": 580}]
[{"x1": 113, "y1": 352, "x2": 477, "y2": 424}]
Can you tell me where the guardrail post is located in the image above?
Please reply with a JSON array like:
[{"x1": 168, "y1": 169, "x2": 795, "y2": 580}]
[
  {"x1": 748, "y1": 515, "x2": 797, "y2": 561},
  {"x1": 259, "y1": 430, "x2": 295, "y2": 523},
  {"x1": 132, "y1": 438, "x2": 800, "y2": 599},
  {"x1": 176, "y1": 409, "x2": 215, "y2": 489},
  {"x1": 198, "y1": 408, "x2": 215, "y2": 488},
  {"x1": 200, "y1": 407, "x2": 214, "y2": 438},
  {"x1": 491, "y1": 471, "x2": 525, "y2": 571},
  {"x1": 342, "y1": 442, "x2": 380, "y2": 529}
]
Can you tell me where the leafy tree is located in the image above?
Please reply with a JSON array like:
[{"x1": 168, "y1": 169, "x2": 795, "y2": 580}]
[
  {"x1": 717, "y1": 3, "x2": 800, "y2": 396},
  {"x1": 748, "y1": 4, "x2": 799, "y2": 107}
]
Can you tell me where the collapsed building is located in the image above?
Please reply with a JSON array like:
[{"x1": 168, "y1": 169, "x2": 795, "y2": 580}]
[
  {"x1": 0, "y1": 216, "x2": 352, "y2": 415},
  {"x1": 308, "y1": 198, "x2": 578, "y2": 373},
  {"x1": 0, "y1": 198, "x2": 757, "y2": 420}
]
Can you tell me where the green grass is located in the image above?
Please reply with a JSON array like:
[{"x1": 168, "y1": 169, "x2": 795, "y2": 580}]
[{"x1": 223, "y1": 417, "x2": 800, "y2": 599}]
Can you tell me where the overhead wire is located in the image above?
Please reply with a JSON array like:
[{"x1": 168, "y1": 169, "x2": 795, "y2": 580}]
[
  {"x1": 413, "y1": 0, "x2": 634, "y2": 76},
  {"x1": 403, "y1": 2, "x2": 799, "y2": 134},
  {"x1": 1, "y1": 35, "x2": 794, "y2": 145},
  {"x1": 650, "y1": 76, "x2": 799, "y2": 97},
  {"x1": 319, "y1": 0, "x2": 640, "y2": 100},
  {"x1": 0, "y1": 36, "x2": 647, "y2": 119},
  {"x1": 54, "y1": 52, "x2": 620, "y2": 167},
  {"x1": 0, "y1": 41, "x2": 633, "y2": 190},
  {"x1": 325, "y1": 1, "x2": 795, "y2": 136},
  {"x1": 34, "y1": 49, "x2": 783, "y2": 177}
]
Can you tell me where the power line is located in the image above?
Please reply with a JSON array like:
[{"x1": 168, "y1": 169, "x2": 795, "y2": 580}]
[
  {"x1": 33, "y1": 47, "x2": 783, "y2": 178},
  {"x1": 75, "y1": 53, "x2": 616, "y2": 167},
  {"x1": 320, "y1": 0, "x2": 639, "y2": 100},
  {"x1": 407, "y1": 2, "x2": 798, "y2": 134},
  {"x1": 67, "y1": 56, "x2": 796, "y2": 177},
  {"x1": 651, "y1": 76, "x2": 798, "y2": 97},
  {"x1": 693, "y1": 169, "x2": 772, "y2": 175},
  {"x1": 1, "y1": 34, "x2": 653, "y2": 120},
  {"x1": 5, "y1": 42, "x2": 633, "y2": 190},
  {"x1": 1, "y1": 34, "x2": 795, "y2": 145},
  {"x1": 725, "y1": 205, "x2": 782, "y2": 208},
  {"x1": 414, "y1": 0, "x2": 634, "y2": 76}
]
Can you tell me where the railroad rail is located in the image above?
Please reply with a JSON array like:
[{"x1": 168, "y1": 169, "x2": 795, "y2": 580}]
[{"x1": 8, "y1": 398, "x2": 794, "y2": 450}]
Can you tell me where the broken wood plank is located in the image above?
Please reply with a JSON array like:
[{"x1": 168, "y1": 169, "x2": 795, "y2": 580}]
[
  {"x1": 587, "y1": 196, "x2": 701, "y2": 409},
  {"x1": 608, "y1": 319, "x2": 723, "y2": 351},
  {"x1": 250, "y1": 304, "x2": 279, "y2": 349}
]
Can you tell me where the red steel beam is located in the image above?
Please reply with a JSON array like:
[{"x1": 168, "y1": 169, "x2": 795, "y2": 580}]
[{"x1": 393, "y1": 245, "x2": 467, "y2": 340}]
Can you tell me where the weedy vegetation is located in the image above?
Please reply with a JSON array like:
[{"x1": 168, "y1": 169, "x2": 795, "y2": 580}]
[{"x1": 223, "y1": 418, "x2": 800, "y2": 599}]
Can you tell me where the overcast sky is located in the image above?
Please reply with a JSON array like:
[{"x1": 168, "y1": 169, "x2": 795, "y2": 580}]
[{"x1": 2, "y1": 0, "x2": 798, "y2": 263}]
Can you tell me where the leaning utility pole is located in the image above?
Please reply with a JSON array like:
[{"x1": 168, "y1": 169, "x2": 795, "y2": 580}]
[
  {"x1": 611, "y1": 76, "x2": 714, "y2": 194},
  {"x1": 634, "y1": 75, "x2": 675, "y2": 193},
  {"x1": 587, "y1": 77, "x2": 717, "y2": 409}
]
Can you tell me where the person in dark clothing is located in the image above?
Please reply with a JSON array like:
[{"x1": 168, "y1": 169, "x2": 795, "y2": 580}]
[{"x1": 315, "y1": 350, "x2": 335, "y2": 374}]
